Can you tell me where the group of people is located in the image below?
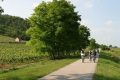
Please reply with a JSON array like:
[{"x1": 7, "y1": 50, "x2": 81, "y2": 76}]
[{"x1": 81, "y1": 49, "x2": 100, "y2": 62}]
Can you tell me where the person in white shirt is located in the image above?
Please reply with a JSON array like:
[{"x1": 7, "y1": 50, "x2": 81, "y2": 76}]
[{"x1": 81, "y1": 49, "x2": 85, "y2": 62}]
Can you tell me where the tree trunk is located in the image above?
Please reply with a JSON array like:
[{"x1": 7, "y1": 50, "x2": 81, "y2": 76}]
[
  {"x1": 62, "y1": 52, "x2": 64, "y2": 57},
  {"x1": 58, "y1": 51, "x2": 61, "y2": 59},
  {"x1": 68, "y1": 52, "x2": 70, "y2": 56},
  {"x1": 74, "y1": 51, "x2": 75, "y2": 55}
]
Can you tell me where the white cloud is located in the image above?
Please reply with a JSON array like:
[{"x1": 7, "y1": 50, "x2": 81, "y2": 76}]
[
  {"x1": 33, "y1": 3, "x2": 39, "y2": 7},
  {"x1": 84, "y1": 0, "x2": 95, "y2": 8},
  {"x1": 102, "y1": 36, "x2": 111, "y2": 40},
  {"x1": 91, "y1": 28, "x2": 120, "y2": 33},
  {"x1": 86, "y1": 4, "x2": 93, "y2": 8},
  {"x1": 105, "y1": 21, "x2": 114, "y2": 25},
  {"x1": 80, "y1": 20, "x2": 90, "y2": 25}
]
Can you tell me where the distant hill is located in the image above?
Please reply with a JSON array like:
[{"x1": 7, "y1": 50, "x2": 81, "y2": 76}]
[{"x1": 0, "y1": 14, "x2": 31, "y2": 40}]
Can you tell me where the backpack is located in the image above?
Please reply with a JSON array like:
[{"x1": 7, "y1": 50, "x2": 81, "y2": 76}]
[
  {"x1": 90, "y1": 51, "x2": 92, "y2": 55},
  {"x1": 82, "y1": 50, "x2": 84, "y2": 54},
  {"x1": 93, "y1": 51, "x2": 96, "y2": 55}
]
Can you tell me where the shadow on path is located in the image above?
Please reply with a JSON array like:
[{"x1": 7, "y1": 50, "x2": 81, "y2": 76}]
[{"x1": 39, "y1": 73, "x2": 94, "y2": 80}]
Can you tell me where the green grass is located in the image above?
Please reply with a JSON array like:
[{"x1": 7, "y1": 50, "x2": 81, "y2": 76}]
[
  {"x1": 110, "y1": 48, "x2": 120, "y2": 56},
  {"x1": 0, "y1": 58, "x2": 80, "y2": 80},
  {"x1": 92, "y1": 50, "x2": 120, "y2": 80},
  {"x1": 0, "y1": 35, "x2": 15, "y2": 41}
]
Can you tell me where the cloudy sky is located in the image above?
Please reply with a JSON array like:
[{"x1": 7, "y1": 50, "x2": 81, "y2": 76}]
[{"x1": 0, "y1": 0, "x2": 120, "y2": 47}]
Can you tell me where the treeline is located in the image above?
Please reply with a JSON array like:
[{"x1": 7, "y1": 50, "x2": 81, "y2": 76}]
[
  {"x1": 100, "y1": 44, "x2": 110, "y2": 50},
  {"x1": 0, "y1": 14, "x2": 31, "y2": 40},
  {"x1": 109, "y1": 45, "x2": 119, "y2": 48}
]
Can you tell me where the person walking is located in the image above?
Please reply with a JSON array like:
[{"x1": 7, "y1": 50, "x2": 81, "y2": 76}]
[
  {"x1": 92, "y1": 49, "x2": 97, "y2": 62},
  {"x1": 81, "y1": 49, "x2": 85, "y2": 62},
  {"x1": 89, "y1": 49, "x2": 92, "y2": 61}
]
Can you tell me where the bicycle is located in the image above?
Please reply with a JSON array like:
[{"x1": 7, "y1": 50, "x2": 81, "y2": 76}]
[
  {"x1": 93, "y1": 55, "x2": 96, "y2": 63},
  {"x1": 82, "y1": 55, "x2": 85, "y2": 63},
  {"x1": 89, "y1": 55, "x2": 92, "y2": 62}
]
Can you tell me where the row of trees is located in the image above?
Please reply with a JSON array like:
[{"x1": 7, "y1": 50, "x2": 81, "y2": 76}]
[
  {"x1": 109, "y1": 45, "x2": 118, "y2": 48},
  {"x1": 89, "y1": 38, "x2": 100, "y2": 49},
  {"x1": 26, "y1": 0, "x2": 90, "y2": 59},
  {"x1": 100, "y1": 44, "x2": 110, "y2": 50},
  {"x1": 0, "y1": 14, "x2": 31, "y2": 40}
]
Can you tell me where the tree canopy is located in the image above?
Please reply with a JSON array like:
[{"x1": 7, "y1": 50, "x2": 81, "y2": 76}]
[{"x1": 26, "y1": 0, "x2": 90, "y2": 59}]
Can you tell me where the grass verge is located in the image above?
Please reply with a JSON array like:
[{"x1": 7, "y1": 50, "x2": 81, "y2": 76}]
[
  {"x1": 110, "y1": 48, "x2": 120, "y2": 56},
  {"x1": 0, "y1": 57, "x2": 80, "y2": 80},
  {"x1": 92, "y1": 50, "x2": 120, "y2": 80}
]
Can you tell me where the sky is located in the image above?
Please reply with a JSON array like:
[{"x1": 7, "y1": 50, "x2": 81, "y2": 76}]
[{"x1": 0, "y1": 0, "x2": 120, "y2": 47}]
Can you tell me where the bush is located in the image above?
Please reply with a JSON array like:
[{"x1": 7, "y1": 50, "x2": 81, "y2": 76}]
[{"x1": 100, "y1": 44, "x2": 110, "y2": 50}]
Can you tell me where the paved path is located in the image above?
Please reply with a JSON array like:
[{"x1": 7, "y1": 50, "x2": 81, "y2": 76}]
[{"x1": 37, "y1": 53, "x2": 100, "y2": 80}]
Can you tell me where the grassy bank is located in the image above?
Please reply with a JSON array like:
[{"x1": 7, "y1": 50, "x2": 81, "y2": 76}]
[
  {"x1": 0, "y1": 57, "x2": 80, "y2": 80},
  {"x1": 92, "y1": 50, "x2": 120, "y2": 80},
  {"x1": 110, "y1": 48, "x2": 120, "y2": 56}
]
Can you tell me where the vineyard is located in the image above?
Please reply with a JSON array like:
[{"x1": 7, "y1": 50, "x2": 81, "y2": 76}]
[{"x1": 0, "y1": 43, "x2": 46, "y2": 67}]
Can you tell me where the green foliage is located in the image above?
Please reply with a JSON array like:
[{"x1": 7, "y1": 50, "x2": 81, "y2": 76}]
[
  {"x1": 78, "y1": 25, "x2": 90, "y2": 49},
  {"x1": 112, "y1": 46, "x2": 118, "y2": 48},
  {"x1": 0, "y1": 43, "x2": 44, "y2": 65},
  {"x1": 0, "y1": 14, "x2": 31, "y2": 40},
  {"x1": 109, "y1": 44, "x2": 112, "y2": 48},
  {"x1": 26, "y1": 0, "x2": 90, "y2": 59},
  {"x1": 100, "y1": 44, "x2": 110, "y2": 50},
  {"x1": 0, "y1": 6, "x2": 4, "y2": 14},
  {"x1": 95, "y1": 43, "x2": 100, "y2": 48},
  {"x1": 89, "y1": 38, "x2": 96, "y2": 49}
]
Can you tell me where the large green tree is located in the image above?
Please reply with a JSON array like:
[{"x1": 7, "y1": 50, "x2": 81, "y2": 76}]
[
  {"x1": 78, "y1": 25, "x2": 90, "y2": 50},
  {"x1": 26, "y1": 0, "x2": 83, "y2": 59}
]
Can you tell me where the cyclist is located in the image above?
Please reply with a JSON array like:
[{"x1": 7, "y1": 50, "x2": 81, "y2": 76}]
[
  {"x1": 89, "y1": 49, "x2": 92, "y2": 61},
  {"x1": 97, "y1": 49, "x2": 99, "y2": 55},
  {"x1": 81, "y1": 49, "x2": 85, "y2": 62},
  {"x1": 92, "y1": 49, "x2": 97, "y2": 62}
]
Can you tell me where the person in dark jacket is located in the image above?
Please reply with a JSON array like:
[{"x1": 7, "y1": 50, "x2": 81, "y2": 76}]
[{"x1": 92, "y1": 49, "x2": 97, "y2": 61}]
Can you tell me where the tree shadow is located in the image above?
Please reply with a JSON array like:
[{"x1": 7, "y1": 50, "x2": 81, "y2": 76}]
[{"x1": 39, "y1": 73, "x2": 118, "y2": 80}]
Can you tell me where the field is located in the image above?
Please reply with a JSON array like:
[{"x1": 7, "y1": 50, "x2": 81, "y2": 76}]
[
  {"x1": 110, "y1": 48, "x2": 120, "y2": 56},
  {"x1": 0, "y1": 43, "x2": 86, "y2": 80},
  {"x1": 0, "y1": 43, "x2": 45, "y2": 69},
  {"x1": 0, "y1": 35, "x2": 90, "y2": 80},
  {"x1": 92, "y1": 50, "x2": 120, "y2": 80},
  {"x1": 0, "y1": 35, "x2": 15, "y2": 41}
]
